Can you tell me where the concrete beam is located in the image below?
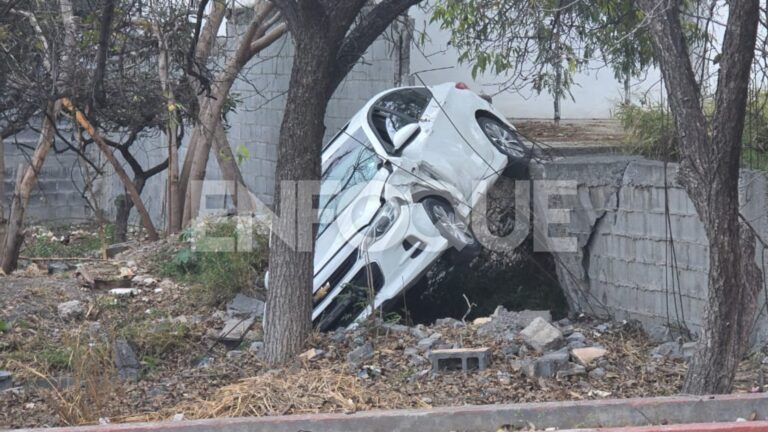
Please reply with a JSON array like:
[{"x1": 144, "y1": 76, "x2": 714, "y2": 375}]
[{"x1": 13, "y1": 394, "x2": 768, "y2": 432}]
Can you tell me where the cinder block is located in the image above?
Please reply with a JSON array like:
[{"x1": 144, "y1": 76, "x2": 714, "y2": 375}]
[{"x1": 429, "y1": 348, "x2": 491, "y2": 373}]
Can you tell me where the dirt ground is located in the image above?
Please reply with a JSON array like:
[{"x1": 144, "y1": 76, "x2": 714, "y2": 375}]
[
  {"x1": 514, "y1": 119, "x2": 626, "y2": 150},
  {"x1": 0, "y1": 230, "x2": 766, "y2": 429}
]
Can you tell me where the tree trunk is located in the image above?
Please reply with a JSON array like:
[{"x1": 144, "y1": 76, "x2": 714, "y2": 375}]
[
  {"x1": 212, "y1": 121, "x2": 254, "y2": 211},
  {"x1": 113, "y1": 177, "x2": 146, "y2": 243},
  {"x1": 1, "y1": 102, "x2": 57, "y2": 273},
  {"x1": 179, "y1": 10, "x2": 286, "y2": 226},
  {"x1": 637, "y1": 0, "x2": 763, "y2": 394},
  {"x1": 0, "y1": 135, "x2": 5, "y2": 223},
  {"x1": 63, "y1": 99, "x2": 159, "y2": 241},
  {"x1": 263, "y1": 33, "x2": 332, "y2": 365}
]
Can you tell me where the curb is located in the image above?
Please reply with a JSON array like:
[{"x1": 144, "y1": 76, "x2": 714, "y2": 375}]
[
  {"x1": 12, "y1": 393, "x2": 768, "y2": 432},
  {"x1": 562, "y1": 421, "x2": 768, "y2": 431}
]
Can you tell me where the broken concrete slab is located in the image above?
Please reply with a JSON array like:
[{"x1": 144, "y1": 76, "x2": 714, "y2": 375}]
[
  {"x1": 226, "y1": 293, "x2": 265, "y2": 319},
  {"x1": 347, "y1": 342, "x2": 374, "y2": 368},
  {"x1": 523, "y1": 349, "x2": 570, "y2": 379},
  {"x1": 57, "y1": 300, "x2": 84, "y2": 321},
  {"x1": 113, "y1": 338, "x2": 139, "y2": 380},
  {"x1": 556, "y1": 363, "x2": 587, "y2": 379},
  {"x1": 571, "y1": 347, "x2": 608, "y2": 366},
  {"x1": 520, "y1": 317, "x2": 564, "y2": 353},
  {"x1": 218, "y1": 316, "x2": 256, "y2": 342}
]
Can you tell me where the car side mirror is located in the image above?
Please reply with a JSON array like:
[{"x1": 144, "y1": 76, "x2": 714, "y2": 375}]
[{"x1": 392, "y1": 123, "x2": 420, "y2": 152}]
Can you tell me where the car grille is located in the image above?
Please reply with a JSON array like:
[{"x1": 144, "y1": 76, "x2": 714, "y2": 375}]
[
  {"x1": 313, "y1": 248, "x2": 358, "y2": 307},
  {"x1": 314, "y1": 262, "x2": 384, "y2": 331}
]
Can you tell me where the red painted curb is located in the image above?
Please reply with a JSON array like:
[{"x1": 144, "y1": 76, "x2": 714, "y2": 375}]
[{"x1": 564, "y1": 421, "x2": 768, "y2": 431}]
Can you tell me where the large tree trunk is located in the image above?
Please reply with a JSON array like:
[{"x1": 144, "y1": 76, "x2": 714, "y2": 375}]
[
  {"x1": 1, "y1": 102, "x2": 57, "y2": 273},
  {"x1": 263, "y1": 33, "x2": 332, "y2": 365},
  {"x1": 637, "y1": 0, "x2": 763, "y2": 394},
  {"x1": 179, "y1": 9, "x2": 286, "y2": 226}
]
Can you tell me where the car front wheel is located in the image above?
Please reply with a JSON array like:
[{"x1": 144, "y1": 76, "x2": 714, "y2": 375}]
[{"x1": 422, "y1": 197, "x2": 480, "y2": 260}]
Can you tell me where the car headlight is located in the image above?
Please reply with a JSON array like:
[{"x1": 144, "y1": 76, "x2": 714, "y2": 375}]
[{"x1": 360, "y1": 200, "x2": 401, "y2": 255}]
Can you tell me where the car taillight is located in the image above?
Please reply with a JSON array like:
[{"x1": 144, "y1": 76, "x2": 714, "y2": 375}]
[{"x1": 455, "y1": 82, "x2": 470, "y2": 90}]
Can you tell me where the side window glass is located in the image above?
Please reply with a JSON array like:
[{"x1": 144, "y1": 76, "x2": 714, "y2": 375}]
[{"x1": 370, "y1": 88, "x2": 432, "y2": 151}]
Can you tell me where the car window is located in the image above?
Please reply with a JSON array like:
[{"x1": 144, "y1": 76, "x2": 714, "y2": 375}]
[
  {"x1": 370, "y1": 88, "x2": 432, "y2": 152},
  {"x1": 318, "y1": 128, "x2": 380, "y2": 237}
]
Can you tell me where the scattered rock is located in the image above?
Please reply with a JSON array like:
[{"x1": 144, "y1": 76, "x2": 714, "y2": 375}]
[
  {"x1": 435, "y1": 317, "x2": 464, "y2": 328},
  {"x1": 299, "y1": 348, "x2": 325, "y2": 361},
  {"x1": 106, "y1": 242, "x2": 132, "y2": 258},
  {"x1": 218, "y1": 316, "x2": 256, "y2": 342},
  {"x1": 110, "y1": 288, "x2": 140, "y2": 297},
  {"x1": 382, "y1": 323, "x2": 410, "y2": 334},
  {"x1": 0, "y1": 371, "x2": 12, "y2": 391},
  {"x1": 142, "y1": 277, "x2": 157, "y2": 287},
  {"x1": 522, "y1": 349, "x2": 570, "y2": 379},
  {"x1": 47, "y1": 262, "x2": 72, "y2": 275},
  {"x1": 595, "y1": 323, "x2": 610, "y2": 333},
  {"x1": 589, "y1": 367, "x2": 607, "y2": 379},
  {"x1": 559, "y1": 324, "x2": 575, "y2": 337},
  {"x1": 502, "y1": 343, "x2": 521, "y2": 357},
  {"x1": 520, "y1": 317, "x2": 564, "y2": 353},
  {"x1": 196, "y1": 356, "x2": 214, "y2": 369},
  {"x1": 417, "y1": 333, "x2": 442, "y2": 351},
  {"x1": 571, "y1": 347, "x2": 608, "y2": 366},
  {"x1": 472, "y1": 317, "x2": 492, "y2": 326},
  {"x1": 171, "y1": 413, "x2": 185, "y2": 422},
  {"x1": 249, "y1": 341, "x2": 264, "y2": 353},
  {"x1": 226, "y1": 293, "x2": 265, "y2": 319},
  {"x1": 226, "y1": 350, "x2": 243, "y2": 360},
  {"x1": 410, "y1": 325, "x2": 430, "y2": 339},
  {"x1": 113, "y1": 339, "x2": 139, "y2": 380},
  {"x1": 568, "y1": 340, "x2": 587, "y2": 349},
  {"x1": 556, "y1": 363, "x2": 587, "y2": 379},
  {"x1": 118, "y1": 267, "x2": 134, "y2": 279},
  {"x1": 651, "y1": 341, "x2": 686, "y2": 359},
  {"x1": 558, "y1": 318, "x2": 573, "y2": 327},
  {"x1": 682, "y1": 342, "x2": 697, "y2": 359},
  {"x1": 566, "y1": 332, "x2": 586, "y2": 343},
  {"x1": 347, "y1": 342, "x2": 374, "y2": 368},
  {"x1": 57, "y1": 300, "x2": 84, "y2": 321},
  {"x1": 517, "y1": 310, "x2": 552, "y2": 326}
]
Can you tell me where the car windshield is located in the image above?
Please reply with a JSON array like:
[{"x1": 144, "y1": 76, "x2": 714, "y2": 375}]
[{"x1": 318, "y1": 128, "x2": 380, "y2": 237}]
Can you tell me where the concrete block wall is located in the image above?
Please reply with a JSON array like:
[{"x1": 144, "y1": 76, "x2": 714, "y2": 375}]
[
  {"x1": 3, "y1": 17, "x2": 403, "y2": 224},
  {"x1": 2, "y1": 127, "x2": 91, "y2": 223},
  {"x1": 533, "y1": 157, "x2": 768, "y2": 344}
]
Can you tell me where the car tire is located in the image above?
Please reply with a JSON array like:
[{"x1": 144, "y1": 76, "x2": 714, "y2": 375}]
[
  {"x1": 422, "y1": 197, "x2": 481, "y2": 260},
  {"x1": 477, "y1": 116, "x2": 529, "y2": 159}
]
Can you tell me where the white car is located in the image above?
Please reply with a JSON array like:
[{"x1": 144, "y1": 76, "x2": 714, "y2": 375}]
[{"x1": 312, "y1": 82, "x2": 529, "y2": 330}]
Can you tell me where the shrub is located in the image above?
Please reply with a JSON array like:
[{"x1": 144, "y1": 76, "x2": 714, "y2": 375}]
[
  {"x1": 615, "y1": 102, "x2": 678, "y2": 161},
  {"x1": 156, "y1": 216, "x2": 269, "y2": 306}
]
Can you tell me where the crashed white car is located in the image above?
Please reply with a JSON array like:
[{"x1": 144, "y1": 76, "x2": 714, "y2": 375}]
[{"x1": 312, "y1": 82, "x2": 529, "y2": 330}]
